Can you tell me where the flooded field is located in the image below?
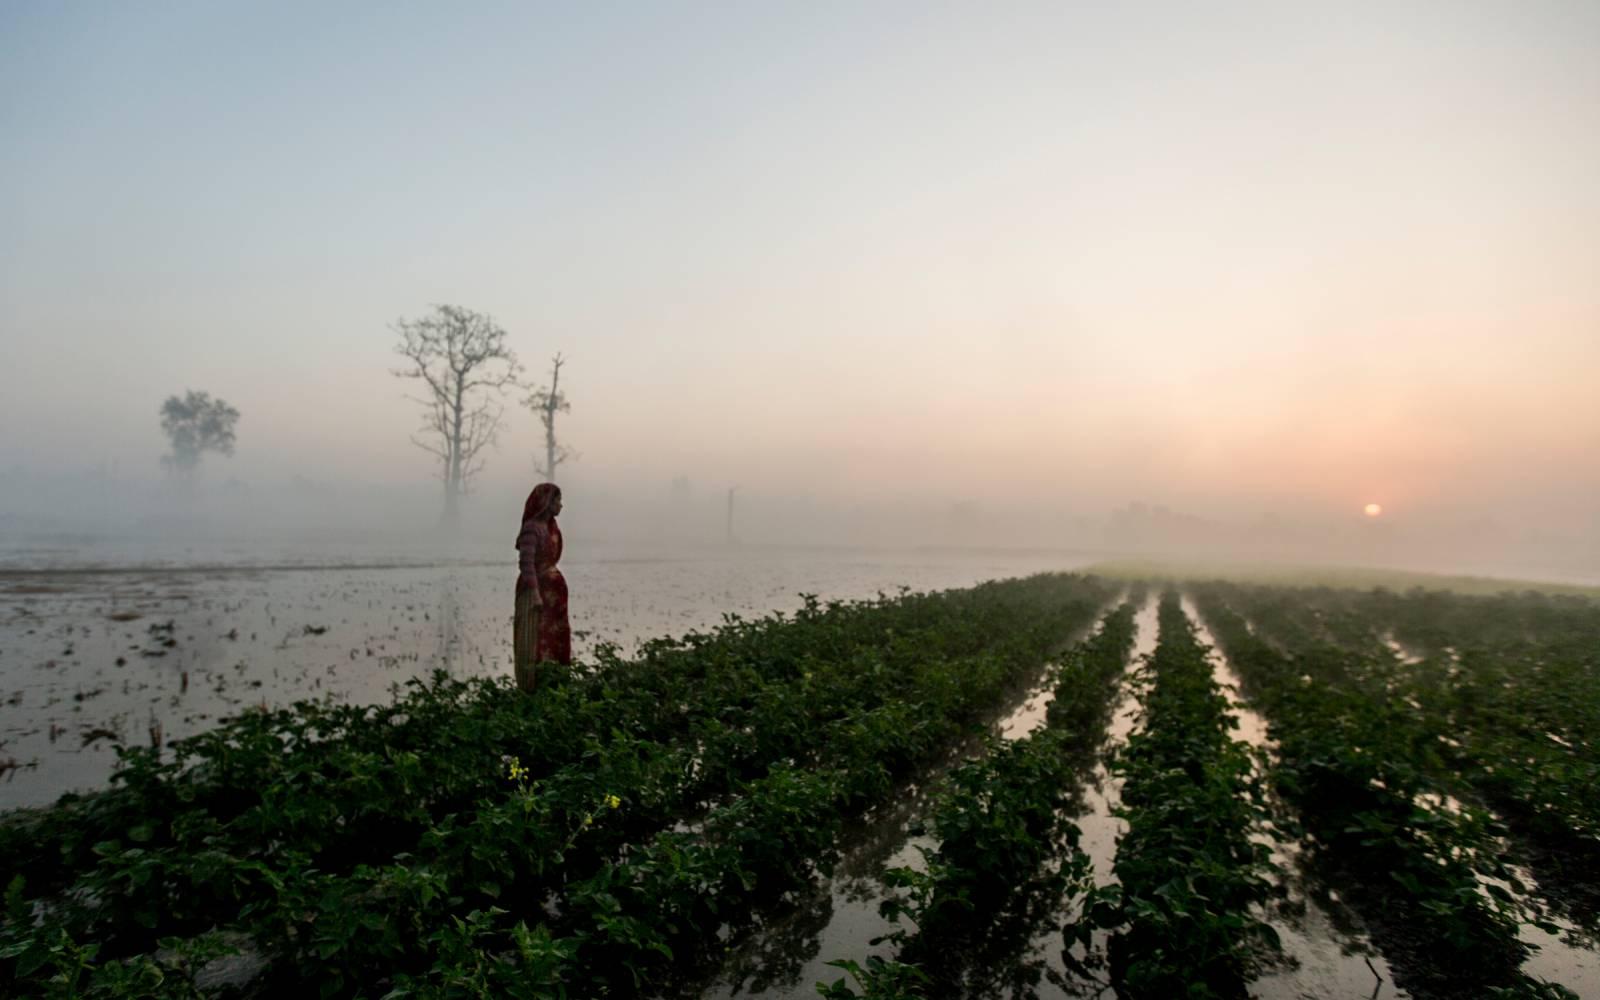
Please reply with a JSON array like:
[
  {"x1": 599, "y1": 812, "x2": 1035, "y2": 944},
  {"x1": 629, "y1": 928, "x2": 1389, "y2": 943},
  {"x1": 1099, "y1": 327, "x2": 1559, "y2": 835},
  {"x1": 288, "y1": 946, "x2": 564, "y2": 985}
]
[
  {"x1": 705, "y1": 592, "x2": 1125, "y2": 999},
  {"x1": 0, "y1": 542, "x2": 1093, "y2": 809},
  {"x1": 704, "y1": 588, "x2": 1598, "y2": 998},
  {"x1": 3, "y1": 566, "x2": 1597, "y2": 998}
]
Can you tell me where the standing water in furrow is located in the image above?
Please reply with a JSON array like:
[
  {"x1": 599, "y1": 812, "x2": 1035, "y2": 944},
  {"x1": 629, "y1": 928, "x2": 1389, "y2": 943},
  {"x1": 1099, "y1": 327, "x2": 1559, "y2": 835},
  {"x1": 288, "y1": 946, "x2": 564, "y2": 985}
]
[
  {"x1": 1093, "y1": 590, "x2": 1281, "y2": 998},
  {"x1": 1056, "y1": 590, "x2": 1160, "y2": 976},
  {"x1": 1190, "y1": 586, "x2": 1581, "y2": 1000},
  {"x1": 1180, "y1": 594, "x2": 1406, "y2": 1000},
  {"x1": 1273, "y1": 583, "x2": 1597, "y2": 997},
  {"x1": 803, "y1": 596, "x2": 1142, "y2": 1000},
  {"x1": 700, "y1": 588, "x2": 1124, "y2": 999}
]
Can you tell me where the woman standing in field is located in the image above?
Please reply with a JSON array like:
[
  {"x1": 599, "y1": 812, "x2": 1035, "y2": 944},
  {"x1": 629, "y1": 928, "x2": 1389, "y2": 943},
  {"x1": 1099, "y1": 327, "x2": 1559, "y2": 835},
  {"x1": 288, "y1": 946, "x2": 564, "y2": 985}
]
[{"x1": 514, "y1": 483, "x2": 570, "y2": 691}]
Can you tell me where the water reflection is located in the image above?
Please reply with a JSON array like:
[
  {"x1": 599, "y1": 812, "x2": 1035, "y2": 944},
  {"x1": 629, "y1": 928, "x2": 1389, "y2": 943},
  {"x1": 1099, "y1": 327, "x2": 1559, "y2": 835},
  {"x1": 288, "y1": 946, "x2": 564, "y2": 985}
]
[
  {"x1": 3, "y1": 550, "x2": 1093, "y2": 808},
  {"x1": 430, "y1": 573, "x2": 467, "y2": 673},
  {"x1": 705, "y1": 605, "x2": 1122, "y2": 998},
  {"x1": 1185, "y1": 594, "x2": 1405, "y2": 999}
]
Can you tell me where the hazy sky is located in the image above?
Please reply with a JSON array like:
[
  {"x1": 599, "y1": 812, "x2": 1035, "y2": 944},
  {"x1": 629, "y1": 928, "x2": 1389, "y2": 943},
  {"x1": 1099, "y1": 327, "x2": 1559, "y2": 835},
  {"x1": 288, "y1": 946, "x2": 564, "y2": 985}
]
[{"x1": 3, "y1": 2, "x2": 1597, "y2": 550}]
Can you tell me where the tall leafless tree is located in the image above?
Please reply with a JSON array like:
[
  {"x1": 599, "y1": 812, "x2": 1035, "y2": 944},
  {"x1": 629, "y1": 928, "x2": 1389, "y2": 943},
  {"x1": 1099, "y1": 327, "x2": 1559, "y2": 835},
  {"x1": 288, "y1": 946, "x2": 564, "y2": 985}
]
[
  {"x1": 159, "y1": 390, "x2": 240, "y2": 480},
  {"x1": 391, "y1": 305, "x2": 522, "y2": 522},
  {"x1": 524, "y1": 353, "x2": 575, "y2": 482}
]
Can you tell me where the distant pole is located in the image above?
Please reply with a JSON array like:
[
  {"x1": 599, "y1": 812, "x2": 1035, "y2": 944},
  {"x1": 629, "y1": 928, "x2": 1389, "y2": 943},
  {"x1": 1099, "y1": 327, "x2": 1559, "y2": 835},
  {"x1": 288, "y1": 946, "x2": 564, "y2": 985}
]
[{"x1": 726, "y1": 486, "x2": 739, "y2": 545}]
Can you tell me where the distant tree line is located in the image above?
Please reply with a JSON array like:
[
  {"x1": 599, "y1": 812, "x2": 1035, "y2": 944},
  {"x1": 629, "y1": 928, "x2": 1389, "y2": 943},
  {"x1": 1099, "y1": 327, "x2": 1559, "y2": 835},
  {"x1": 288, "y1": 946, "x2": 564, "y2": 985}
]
[
  {"x1": 159, "y1": 390, "x2": 239, "y2": 481},
  {"x1": 390, "y1": 304, "x2": 575, "y2": 523},
  {"x1": 156, "y1": 304, "x2": 575, "y2": 524}
]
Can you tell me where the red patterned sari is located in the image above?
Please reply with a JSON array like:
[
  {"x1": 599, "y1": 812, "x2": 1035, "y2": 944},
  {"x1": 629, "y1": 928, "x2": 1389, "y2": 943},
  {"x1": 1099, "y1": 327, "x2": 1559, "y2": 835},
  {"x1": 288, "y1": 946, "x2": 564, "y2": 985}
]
[{"x1": 514, "y1": 484, "x2": 571, "y2": 690}]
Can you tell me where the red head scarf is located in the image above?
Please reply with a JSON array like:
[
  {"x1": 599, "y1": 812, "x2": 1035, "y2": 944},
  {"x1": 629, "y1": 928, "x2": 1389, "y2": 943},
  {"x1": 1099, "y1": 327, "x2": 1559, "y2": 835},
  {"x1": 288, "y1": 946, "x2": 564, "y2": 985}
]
[
  {"x1": 521, "y1": 483, "x2": 560, "y2": 524},
  {"x1": 516, "y1": 483, "x2": 560, "y2": 550}
]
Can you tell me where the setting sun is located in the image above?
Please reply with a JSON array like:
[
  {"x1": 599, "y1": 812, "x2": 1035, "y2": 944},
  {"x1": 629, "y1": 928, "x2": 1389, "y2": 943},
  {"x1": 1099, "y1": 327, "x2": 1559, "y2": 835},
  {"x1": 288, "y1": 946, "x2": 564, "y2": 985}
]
[{"x1": 1364, "y1": 503, "x2": 1383, "y2": 517}]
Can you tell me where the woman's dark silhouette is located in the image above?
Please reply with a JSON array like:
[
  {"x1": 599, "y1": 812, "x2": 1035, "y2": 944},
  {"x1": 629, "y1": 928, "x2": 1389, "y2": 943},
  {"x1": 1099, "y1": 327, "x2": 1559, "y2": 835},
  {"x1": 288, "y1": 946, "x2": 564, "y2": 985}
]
[{"x1": 513, "y1": 483, "x2": 570, "y2": 690}]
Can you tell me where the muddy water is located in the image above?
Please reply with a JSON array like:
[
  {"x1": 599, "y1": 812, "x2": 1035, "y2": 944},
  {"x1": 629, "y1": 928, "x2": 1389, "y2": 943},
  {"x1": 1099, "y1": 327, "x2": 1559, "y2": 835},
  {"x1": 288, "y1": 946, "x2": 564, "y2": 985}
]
[
  {"x1": 998, "y1": 672, "x2": 1059, "y2": 742},
  {"x1": 702, "y1": 601, "x2": 1121, "y2": 999},
  {"x1": 1475, "y1": 863, "x2": 1600, "y2": 997},
  {"x1": 997, "y1": 589, "x2": 1131, "y2": 744},
  {"x1": 1183, "y1": 596, "x2": 1271, "y2": 749},
  {"x1": 0, "y1": 547, "x2": 1097, "y2": 809},
  {"x1": 1378, "y1": 624, "x2": 1594, "y2": 985},
  {"x1": 1196, "y1": 606, "x2": 1600, "y2": 997},
  {"x1": 1076, "y1": 594, "x2": 1158, "y2": 888},
  {"x1": 1381, "y1": 636, "x2": 1599, "y2": 991},
  {"x1": 1519, "y1": 913, "x2": 1600, "y2": 995},
  {"x1": 1012, "y1": 592, "x2": 1161, "y2": 994},
  {"x1": 704, "y1": 597, "x2": 1153, "y2": 999},
  {"x1": 1183, "y1": 596, "x2": 1409, "y2": 1000}
]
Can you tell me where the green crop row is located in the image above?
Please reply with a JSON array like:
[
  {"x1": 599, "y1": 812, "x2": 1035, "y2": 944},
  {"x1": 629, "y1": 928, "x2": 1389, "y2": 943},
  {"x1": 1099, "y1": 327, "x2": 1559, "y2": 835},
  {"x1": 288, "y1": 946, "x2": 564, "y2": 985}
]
[
  {"x1": 1192, "y1": 586, "x2": 1577, "y2": 1000},
  {"x1": 1349, "y1": 586, "x2": 1599, "y2": 659},
  {"x1": 1099, "y1": 591, "x2": 1279, "y2": 999},
  {"x1": 816, "y1": 598, "x2": 1141, "y2": 999},
  {"x1": 1217, "y1": 581, "x2": 1600, "y2": 942},
  {"x1": 1, "y1": 574, "x2": 1111, "y2": 998}
]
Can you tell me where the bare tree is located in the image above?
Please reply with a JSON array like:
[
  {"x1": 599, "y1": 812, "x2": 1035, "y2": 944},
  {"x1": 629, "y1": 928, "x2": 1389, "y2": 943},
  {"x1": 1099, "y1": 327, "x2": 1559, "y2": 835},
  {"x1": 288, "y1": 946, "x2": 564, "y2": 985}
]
[
  {"x1": 159, "y1": 390, "x2": 240, "y2": 479},
  {"x1": 391, "y1": 305, "x2": 522, "y2": 522},
  {"x1": 524, "y1": 353, "x2": 575, "y2": 482}
]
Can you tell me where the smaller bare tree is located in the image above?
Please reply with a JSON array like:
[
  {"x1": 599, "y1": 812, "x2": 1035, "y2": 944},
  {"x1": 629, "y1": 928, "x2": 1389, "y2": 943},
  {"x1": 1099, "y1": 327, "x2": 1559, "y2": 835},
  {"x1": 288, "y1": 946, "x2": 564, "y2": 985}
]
[
  {"x1": 391, "y1": 305, "x2": 523, "y2": 521},
  {"x1": 524, "y1": 353, "x2": 575, "y2": 482},
  {"x1": 159, "y1": 390, "x2": 240, "y2": 479}
]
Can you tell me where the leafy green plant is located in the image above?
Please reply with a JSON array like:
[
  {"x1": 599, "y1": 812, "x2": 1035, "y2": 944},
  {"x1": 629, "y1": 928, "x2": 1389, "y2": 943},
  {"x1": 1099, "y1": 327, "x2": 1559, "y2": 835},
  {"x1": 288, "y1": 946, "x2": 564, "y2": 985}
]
[
  {"x1": 1193, "y1": 585, "x2": 1581, "y2": 999},
  {"x1": 0, "y1": 574, "x2": 1113, "y2": 998},
  {"x1": 1102, "y1": 592, "x2": 1280, "y2": 999},
  {"x1": 829, "y1": 599, "x2": 1140, "y2": 997},
  {"x1": 816, "y1": 955, "x2": 930, "y2": 999}
]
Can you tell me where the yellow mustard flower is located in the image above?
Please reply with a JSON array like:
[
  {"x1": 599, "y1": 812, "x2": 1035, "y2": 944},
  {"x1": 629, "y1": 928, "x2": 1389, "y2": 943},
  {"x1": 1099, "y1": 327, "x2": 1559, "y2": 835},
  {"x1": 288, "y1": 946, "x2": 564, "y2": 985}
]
[{"x1": 605, "y1": 794, "x2": 622, "y2": 810}]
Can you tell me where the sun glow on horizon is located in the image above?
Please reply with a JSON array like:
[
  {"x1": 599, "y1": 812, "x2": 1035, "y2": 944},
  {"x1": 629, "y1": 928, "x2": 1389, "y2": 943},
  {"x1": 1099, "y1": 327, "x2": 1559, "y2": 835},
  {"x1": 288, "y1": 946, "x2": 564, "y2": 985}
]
[{"x1": 1364, "y1": 503, "x2": 1383, "y2": 517}]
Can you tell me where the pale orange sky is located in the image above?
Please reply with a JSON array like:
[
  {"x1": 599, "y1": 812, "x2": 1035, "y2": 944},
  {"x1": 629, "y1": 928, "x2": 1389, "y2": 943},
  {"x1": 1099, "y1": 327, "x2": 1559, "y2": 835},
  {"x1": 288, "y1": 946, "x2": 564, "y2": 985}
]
[{"x1": 2, "y1": 2, "x2": 1597, "y2": 558}]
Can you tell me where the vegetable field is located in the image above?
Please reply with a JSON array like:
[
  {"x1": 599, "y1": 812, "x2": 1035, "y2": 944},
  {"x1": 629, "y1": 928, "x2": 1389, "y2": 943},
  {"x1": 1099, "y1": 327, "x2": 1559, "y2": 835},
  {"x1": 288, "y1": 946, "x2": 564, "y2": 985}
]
[{"x1": 3, "y1": 573, "x2": 1597, "y2": 998}]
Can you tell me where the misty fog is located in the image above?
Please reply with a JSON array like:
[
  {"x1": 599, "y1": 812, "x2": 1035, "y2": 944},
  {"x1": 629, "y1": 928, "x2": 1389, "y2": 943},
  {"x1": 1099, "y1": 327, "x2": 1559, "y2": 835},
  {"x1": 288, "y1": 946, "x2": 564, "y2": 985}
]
[
  {"x1": 3, "y1": 2, "x2": 1598, "y2": 584},
  {"x1": 5, "y1": 9, "x2": 1600, "y2": 997}
]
